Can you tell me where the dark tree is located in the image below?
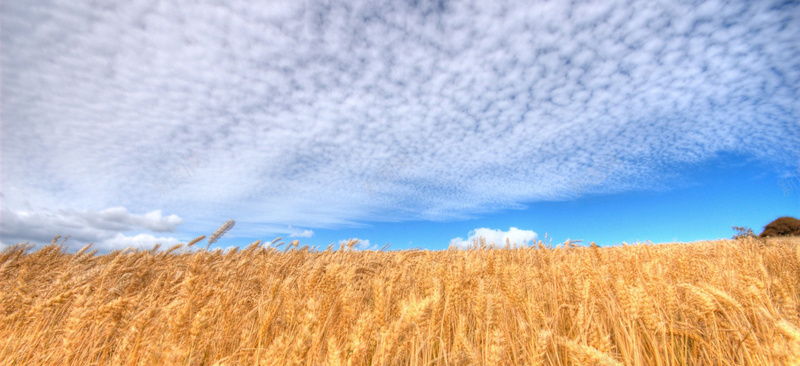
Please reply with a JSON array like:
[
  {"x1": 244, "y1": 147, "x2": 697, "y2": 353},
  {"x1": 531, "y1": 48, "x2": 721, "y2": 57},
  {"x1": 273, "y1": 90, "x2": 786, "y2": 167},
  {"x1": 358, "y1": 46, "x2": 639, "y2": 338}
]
[{"x1": 759, "y1": 216, "x2": 800, "y2": 238}]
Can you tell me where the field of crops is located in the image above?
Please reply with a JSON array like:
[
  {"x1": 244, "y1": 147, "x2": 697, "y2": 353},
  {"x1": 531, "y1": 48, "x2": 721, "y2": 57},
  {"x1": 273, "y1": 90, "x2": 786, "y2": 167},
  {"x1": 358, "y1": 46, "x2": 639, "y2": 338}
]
[{"x1": 1, "y1": 237, "x2": 798, "y2": 365}]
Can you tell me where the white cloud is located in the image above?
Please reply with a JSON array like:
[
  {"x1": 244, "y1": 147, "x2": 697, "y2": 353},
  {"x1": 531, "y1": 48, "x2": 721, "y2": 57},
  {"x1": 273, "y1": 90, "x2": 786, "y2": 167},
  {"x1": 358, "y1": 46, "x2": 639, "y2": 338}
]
[
  {"x1": 98, "y1": 233, "x2": 181, "y2": 252},
  {"x1": 138, "y1": 210, "x2": 184, "y2": 232},
  {"x1": 450, "y1": 227, "x2": 538, "y2": 248},
  {"x1": 288, "y1": 226, "x2": 314, "y2": 238},
  {"x1": 339, "y1": 238, "x2": 376, "y2": 251},
  {"x1": 1, "y1": 0, "x2": 798, "y2": 238}
]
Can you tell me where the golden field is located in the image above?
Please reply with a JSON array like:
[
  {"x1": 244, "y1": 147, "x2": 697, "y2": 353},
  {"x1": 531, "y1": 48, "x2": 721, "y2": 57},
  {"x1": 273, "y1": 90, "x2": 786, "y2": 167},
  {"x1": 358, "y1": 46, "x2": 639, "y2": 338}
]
[{"x1": 1, "y1": 236, "x2": 799, "y2": 365}]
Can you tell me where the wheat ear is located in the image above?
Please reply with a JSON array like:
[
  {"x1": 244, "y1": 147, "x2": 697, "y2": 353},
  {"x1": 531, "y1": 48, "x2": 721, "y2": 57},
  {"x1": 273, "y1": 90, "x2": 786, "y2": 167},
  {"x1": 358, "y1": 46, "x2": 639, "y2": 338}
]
[
  {"x1": 186, "y1": 235, "x2": 206, "y2": 247},
  {"x1": 207, "y1": 220, "x2": 236, "y2": 250}
]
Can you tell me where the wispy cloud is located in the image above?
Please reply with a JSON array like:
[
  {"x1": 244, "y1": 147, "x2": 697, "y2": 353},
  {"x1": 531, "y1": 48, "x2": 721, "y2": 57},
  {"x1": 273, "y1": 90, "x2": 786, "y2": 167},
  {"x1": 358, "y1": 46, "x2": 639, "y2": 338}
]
[
  {"x1": 2, "y1": 0, "x2": 798, "y2": 249},
  {"x1": 777, "y1": 167, "x2": 800, "y2": 197}
]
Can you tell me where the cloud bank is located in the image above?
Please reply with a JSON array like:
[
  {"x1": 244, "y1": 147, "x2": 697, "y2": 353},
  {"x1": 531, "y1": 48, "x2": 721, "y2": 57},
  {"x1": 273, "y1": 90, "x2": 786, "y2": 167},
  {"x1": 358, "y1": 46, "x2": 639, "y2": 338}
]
[{"x1": 0, "y1": 207, "x2": 182, "y2": 251}]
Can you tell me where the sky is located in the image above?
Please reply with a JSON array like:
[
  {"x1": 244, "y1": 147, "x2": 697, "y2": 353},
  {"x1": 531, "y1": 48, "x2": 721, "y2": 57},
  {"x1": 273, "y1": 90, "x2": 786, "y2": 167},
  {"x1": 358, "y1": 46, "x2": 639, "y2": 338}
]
[{"x1": 1, "y1": 0, "x2": 798, "y2": 252}]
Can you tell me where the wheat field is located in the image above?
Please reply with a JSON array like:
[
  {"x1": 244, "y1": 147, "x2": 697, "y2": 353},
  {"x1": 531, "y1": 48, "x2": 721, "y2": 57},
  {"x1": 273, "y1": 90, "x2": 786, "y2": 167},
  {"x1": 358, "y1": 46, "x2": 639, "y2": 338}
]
[{"x1": 1, "y1": 236, "x2": 798, "y2": 365}]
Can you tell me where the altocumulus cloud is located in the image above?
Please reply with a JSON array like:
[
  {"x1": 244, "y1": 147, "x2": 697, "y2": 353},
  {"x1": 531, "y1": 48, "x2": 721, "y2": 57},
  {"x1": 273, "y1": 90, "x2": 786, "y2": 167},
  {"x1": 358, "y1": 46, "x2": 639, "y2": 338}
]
[
  {"x1": 450, "y1": 227, "x2": 538, "y2": 248},
  {"x1": 2, "y1": 0, "x2": 799, "y2": 249}
]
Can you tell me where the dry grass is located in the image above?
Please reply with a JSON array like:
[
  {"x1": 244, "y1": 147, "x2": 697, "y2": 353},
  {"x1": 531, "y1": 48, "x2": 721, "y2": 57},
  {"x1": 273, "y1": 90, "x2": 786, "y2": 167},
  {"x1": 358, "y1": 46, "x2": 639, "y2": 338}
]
[{"x1": 1, "y1": 236, "x2": 798, "y2": 365}]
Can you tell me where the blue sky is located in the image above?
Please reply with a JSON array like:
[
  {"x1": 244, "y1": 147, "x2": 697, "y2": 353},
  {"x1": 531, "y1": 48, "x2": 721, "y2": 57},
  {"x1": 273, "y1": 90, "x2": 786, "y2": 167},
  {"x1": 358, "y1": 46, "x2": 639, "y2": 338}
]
[{"x1": 2, "y1": 0, "x2": 798, "y2": 252}]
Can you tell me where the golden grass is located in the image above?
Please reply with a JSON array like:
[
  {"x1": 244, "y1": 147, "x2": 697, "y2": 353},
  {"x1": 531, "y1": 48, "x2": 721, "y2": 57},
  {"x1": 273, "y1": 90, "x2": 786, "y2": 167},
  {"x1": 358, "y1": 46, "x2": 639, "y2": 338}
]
[{"x1": 1, "y1": 236, "x2": 799, "y2": 365}]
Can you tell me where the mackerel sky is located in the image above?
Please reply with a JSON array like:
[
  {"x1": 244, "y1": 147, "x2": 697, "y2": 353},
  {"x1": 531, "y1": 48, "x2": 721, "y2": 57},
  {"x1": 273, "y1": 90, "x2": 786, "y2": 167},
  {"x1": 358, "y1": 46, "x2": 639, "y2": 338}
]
[{"x1": 2, "y1": 0, "x2": 799, "y2": 251}]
